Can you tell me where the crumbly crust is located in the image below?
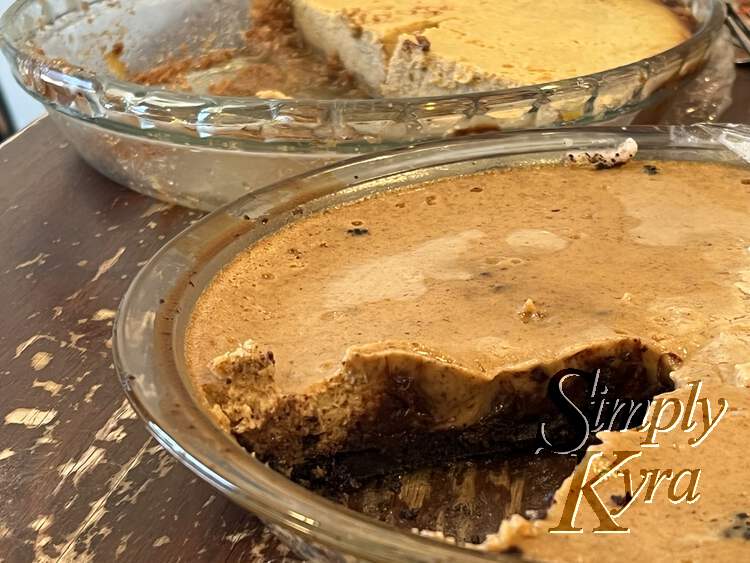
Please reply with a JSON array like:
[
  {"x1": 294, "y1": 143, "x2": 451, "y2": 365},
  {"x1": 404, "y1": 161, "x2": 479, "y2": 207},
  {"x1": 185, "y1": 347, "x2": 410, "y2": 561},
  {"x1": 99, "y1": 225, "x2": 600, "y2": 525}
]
[{"x1": 205, "y1": 336, "x2": 677, "y2": 473}]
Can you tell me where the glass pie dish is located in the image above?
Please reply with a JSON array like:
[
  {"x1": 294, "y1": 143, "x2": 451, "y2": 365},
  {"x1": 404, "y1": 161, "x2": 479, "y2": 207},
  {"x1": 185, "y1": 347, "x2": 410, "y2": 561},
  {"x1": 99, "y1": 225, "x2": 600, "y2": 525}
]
[
  {"x1": 0, "y1": 0, "x2": 732, "y2": 210},
  {"x1": 113, "y1": 124, "x2": 750, "y2": 562}
]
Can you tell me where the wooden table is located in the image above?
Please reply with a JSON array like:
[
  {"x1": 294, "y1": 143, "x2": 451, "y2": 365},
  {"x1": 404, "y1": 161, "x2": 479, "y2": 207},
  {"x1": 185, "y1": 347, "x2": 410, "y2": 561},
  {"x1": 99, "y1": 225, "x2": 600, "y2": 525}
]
[{"x1": 1, "y1": 68, "x2": 750, "y2": 562}]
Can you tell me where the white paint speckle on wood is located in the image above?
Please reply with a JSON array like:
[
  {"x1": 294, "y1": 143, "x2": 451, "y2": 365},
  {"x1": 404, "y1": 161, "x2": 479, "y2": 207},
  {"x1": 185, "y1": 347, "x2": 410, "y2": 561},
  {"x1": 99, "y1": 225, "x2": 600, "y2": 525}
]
[
  {"x1": 140, "y1": 202, "x2": 173, "y2": 218},
  {"x1": 225, "y1": 530, "x2": 252, "y2": 545},
  {"x1": 91, "y1": 309, "x2": 116, "y2": 322},
  {"x1": 15, "y1": 252, "x2": 49, "y2": 270},
  {"x1": 115, "y1": 533, "x2": 133, "y2": 557},
  {"x1": 4, "y1": 408, "x2": 58, "y2": 428},
  {"x1": 91, "y1": 247, "x2": 126, "y2": 283},
  {"x1": 94, "y1": 399, "x2": 135, "y2": 442},
  {"x1": 56, "y1": 446, "x2": 108, "y2": 491},
  {"x1": 55, "y1": 440, "x2": 152, "y2": 560},
  {"x1": 14, "y1": 334, "x2": 56, "y2": 359},
  {"x1": 84, "y1": 384, "x2": 102, "y2": 404},
  {"x1": 30, "y1": 351, "x2": 53, "y2": 371},
  {"x1": 28, "y1": 515, "x2": 53, "y2": 533},
  {"x1": 33, "y1": 379, "x2": 63, "y2": 396},
  {"x1": 67, "y1": 332, "x2": 87, "y2": 354},
  {"x1": 152, "y1": 536, "x2": 171, "y2": 547}
]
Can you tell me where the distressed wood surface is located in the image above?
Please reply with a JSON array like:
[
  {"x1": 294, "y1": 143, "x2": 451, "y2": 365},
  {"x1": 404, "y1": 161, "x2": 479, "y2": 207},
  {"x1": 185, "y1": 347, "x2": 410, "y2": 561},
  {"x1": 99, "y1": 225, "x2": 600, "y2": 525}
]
[
  {"x1": 0, "y1": 68, "x2": 749, "y2": 563},
  {"x1": 0, "y1": 119, "x2": 297, "y2": 562}
]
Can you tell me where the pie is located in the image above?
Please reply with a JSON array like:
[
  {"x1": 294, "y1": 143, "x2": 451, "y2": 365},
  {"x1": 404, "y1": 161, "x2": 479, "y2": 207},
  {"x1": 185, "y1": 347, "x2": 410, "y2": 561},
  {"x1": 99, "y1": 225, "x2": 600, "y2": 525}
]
[
  {"x1": 186, "y1": 155, "x2": 750, "y2": 557},
  {"x1": 130, "y1": 0, "x2": 691, "y2": 99},
  {"x1": 290, "y1": 0, "x2": 690, "y2": 96}
]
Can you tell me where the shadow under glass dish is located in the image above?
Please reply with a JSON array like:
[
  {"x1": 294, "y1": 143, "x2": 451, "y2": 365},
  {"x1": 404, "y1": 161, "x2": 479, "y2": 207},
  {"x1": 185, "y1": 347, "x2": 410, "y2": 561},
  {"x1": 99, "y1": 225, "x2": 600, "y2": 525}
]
[
  {"x1": 113, "y1": 125, "x2": 748, "y2": 562},
  {"x1": 0, "y1": 0, "x2": 729, "y2": 209}
]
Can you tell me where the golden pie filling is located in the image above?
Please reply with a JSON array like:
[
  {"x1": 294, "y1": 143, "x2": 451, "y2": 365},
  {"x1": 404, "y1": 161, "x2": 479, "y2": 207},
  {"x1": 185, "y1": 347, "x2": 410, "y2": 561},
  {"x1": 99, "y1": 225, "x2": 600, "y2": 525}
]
[
  {"x1": 186, "y1": 159, "x2": 750, "y2": 557},
  {"x1": 292, "y1": 0, "x2": 690, "y2": 95},
  {"x1": 131, "y1": 0, "x2": 691, "y2": 98}
]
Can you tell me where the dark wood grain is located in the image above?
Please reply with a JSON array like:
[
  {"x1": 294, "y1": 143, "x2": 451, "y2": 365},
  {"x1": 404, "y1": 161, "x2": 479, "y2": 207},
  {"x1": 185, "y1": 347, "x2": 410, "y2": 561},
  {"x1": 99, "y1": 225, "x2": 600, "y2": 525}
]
[
  {"x1": 0, "y1": 120, "x2": 297, "y2": 563},
  {"x1": 0, "y1": 66, "x2": 749, "y2": 563}
]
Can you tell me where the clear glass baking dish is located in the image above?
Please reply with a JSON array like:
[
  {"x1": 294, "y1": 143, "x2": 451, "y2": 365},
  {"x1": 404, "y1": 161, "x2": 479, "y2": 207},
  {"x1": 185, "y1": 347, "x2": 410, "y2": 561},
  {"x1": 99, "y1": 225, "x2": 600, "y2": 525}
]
[
  {"x1": 0, "y1": 0, "x2": 731, "y2": 210},
  {"x1": 113, "y1": 124, "x2": 750, "y2": 562}
]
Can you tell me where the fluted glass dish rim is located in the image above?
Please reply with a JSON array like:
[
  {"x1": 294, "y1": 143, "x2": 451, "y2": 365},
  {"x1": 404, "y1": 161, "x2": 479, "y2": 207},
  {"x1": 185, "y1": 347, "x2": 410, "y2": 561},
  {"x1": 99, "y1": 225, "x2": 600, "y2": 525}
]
[
  {"x1": 0, "y1": 0, "x2": 727, "y2": 152},
  {"x1": 113, "y1": 124, "x2": 748, "y2": 562}
]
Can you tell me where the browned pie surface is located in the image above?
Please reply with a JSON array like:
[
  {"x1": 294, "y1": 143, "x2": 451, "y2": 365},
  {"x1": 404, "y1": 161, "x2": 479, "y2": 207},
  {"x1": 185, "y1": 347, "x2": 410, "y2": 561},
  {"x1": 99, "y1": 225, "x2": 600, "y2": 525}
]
[
  {"x1": 184, "y1": 159, "x2": 750, "y2": 558},
  {"x1": 186, "y1": 161, "x2": 750, "y2": 393}
]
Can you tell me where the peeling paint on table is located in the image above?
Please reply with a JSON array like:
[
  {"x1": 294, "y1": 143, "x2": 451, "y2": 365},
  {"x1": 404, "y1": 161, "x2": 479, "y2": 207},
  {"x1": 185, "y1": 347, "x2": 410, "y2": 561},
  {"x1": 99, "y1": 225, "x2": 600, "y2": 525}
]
[
  {"x1": 30, "y1": 351, "x2": 53, "y2": 371},
  {"x1": 0, "y1": 119, "x2": 299, "y2": 563},
  {"x1": 4, "y1": 408, "x2": 58, "y2": 428}
]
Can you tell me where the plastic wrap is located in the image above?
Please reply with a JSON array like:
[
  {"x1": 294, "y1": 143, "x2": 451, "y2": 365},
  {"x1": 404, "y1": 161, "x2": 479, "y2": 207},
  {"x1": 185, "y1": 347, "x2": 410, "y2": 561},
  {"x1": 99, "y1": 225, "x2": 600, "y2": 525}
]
[{"x1": 658, "y1": 28, "x2": 737, "y2": 124}]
